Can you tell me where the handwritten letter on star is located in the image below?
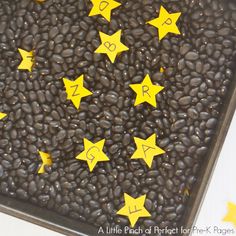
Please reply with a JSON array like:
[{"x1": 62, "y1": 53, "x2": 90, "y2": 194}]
[
  {"x1": 147, "y1": 6, "x2": 181, "y2": 41},
  {"x1": 76, "y1": 138, "x2": 109, "y2": 172},
  {"x1": 95, "y1": 30, "x2": 129, "y2": 63},
  {"x1": 63, "y1": 75, "x2": 92, "y2": 110},
  {"x1": 131, "y1": 133, "x2": 165, "y2": 168},
  {"x1": 117, "y1": 193, "x2": 151, "y2": 227},
  {"x1": 89, "y1": 0, "x2": 121, "y2": 22},
  {"x1": 129, "y1": 74, "x2": 164, "y2": 107}
]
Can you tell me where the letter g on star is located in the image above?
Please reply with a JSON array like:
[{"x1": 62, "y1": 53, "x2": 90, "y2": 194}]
[{"x1": 75, "y1": 138, "x2": 110, "y2": 172}]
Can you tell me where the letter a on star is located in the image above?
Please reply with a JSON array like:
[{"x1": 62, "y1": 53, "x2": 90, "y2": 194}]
[
  {"x1": 117, "y1": 193, "x2": 151, "y2": 227},
  {"x1": 76, "y1": 138, "x2": 109, "y2": 172},
  {"x1": 63, "y1": 75, "x2": 92, "y2": 110},
  {"x1": 131, "y1": 133, "x2": 165, "y2": 168},
  {"x1": 89, "y1": 0, "x2": 121, "y2": 22},
  {"x1": 147, "y1": 6, "x2": 181, "y2": 41},
  {"x1": 95, "y1": 30, "x2": 129, "y2": 63},
  {"x1": 129, "y1": 74, "x2": 164, "y2": 107}
]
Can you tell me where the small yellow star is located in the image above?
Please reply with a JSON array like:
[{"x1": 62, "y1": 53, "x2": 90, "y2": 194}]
[
  {"x1": 18, "y1": 48, "x2": 34, "y2": 72},
  {"x1": 95, "y1": 30, "x2": 129, "y2": 63},
  {"x1": 147, "y1": 6, "x2": 181, "y2": 41},
  {"x1": 131, "y1": 133, "x2": 165, "y2": 168},
  {"x1": 129, "y1": 74, "x2": 164, "y2": 107},
  {"x1": 35, "y1": 0, "x2": 45, "y2": 3},
  {"x1": 89, "y1": 0, "x2": 121, "y2": 22},
  {"x1": 0, "y1": 112, "x2": 7, "y2": 120},
  {"x1": 160, "y1": 67, "x2": 165, "y2": 73},
  {"x1": 38, "y1": 151, "x2": 52, "y2": 174},
  {"x1": 63, "y1": 75, "x2": 92, "y2": 110},
  {"x1": 117, "y1": 193, "x2": 151, "y2": 227},
  {"x1": 223, "y1": 202, "x2": 236, "y2": 228},
  {"x1": 76, "y1": 138, "x2": 109, "y2": 172}
]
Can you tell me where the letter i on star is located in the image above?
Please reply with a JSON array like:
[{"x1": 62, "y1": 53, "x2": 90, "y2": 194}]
[{"x1": 89, "y1": 0, "x2": 121, "y2": 22}]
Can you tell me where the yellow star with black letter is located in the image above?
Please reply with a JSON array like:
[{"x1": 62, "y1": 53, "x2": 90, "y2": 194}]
[
  {"x1": 147, "y1": 6, "x2": 181, "y2": 41},
  {"x1": 95, "y1": 30, "x2": 129, "y2": 63},
  {"x1": 38, "y1": 151, "x2": 52, "y2": 174},
  {"x1": 18, "y1": 48, "x2": 34, "y2": 72},
  {"x1": 129, "y1": 74, "x2": 164, "y2": 107},
  {"x1": 89, "y1": 0, "x2": 121, "y2": 22},
  {"x1": 117, "y1": 193, "x2": 151, "y2": 227},
  {"x1": 63, "y1": 75, "x2": 92, "y2": 110},
  {"x1": 131, "y1": 133, "x2": 165, "y2": 168},
  {"x1": 223, "y1": 202, "x2": 236, "y2": 228},
  {"x1": 76, "y1": 138, "x2": 109, "y2": 172}
]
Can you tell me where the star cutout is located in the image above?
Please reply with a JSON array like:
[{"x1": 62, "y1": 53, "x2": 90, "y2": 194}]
[
  {"x1": 117, "y1": 193, "x2": 151, "y2": 227},
  {"x1": 147, "y1": 6, "x2": 181, "y2": 41},
  {"x1": 131, "y1": 133, "x2": 165, "y2": 168},
  {"x1": 89, "y1": 0, "x2": 121, "y2": 22},
  {"x1": 95, "y1": 30, "x2": 129, "y2": 63},
  {"x1": 18, "y1": 48, "x2": 34, "y2": 72},
  {"x1": 38, "y1": 151, "x2": 52, "y2": 174},
  {"x1": 35, "y1": 0, "x2": 45, "y2": 3},
  {"x1": 76, "y1": 138, "x2": 109, "y2": 172},
  {"x1": 0, "y1": 112, "x2": 7, "y2": 120},
  {"x1": 223, "y1": 202, "x2": 236, "y2": 228},
  {"x1": 129, "y1": 74, "x2": 164, "y2": 107},
  {"x1": 63, "y1": 75, "x2": 92, "y2": 110}
]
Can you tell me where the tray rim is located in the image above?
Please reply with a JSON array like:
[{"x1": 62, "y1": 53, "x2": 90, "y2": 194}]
[
  {"x1": 180, "y1": 75, "x2": 236, "y2": 234},
  {"x1": 0, "y1": 82, "x2": 235, "y2": 236}
]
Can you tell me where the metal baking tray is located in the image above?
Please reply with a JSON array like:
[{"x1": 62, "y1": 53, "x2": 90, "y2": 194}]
[{"x1": 0, "y1": 73, "x2": 235, "y2": 236}]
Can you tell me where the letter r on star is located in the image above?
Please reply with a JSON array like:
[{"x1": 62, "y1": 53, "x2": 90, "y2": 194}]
[{"x1": 129, "y1": 74, "x2": 164, "y2": 108}]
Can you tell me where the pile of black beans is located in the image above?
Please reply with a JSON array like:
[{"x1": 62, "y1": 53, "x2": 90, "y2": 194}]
[{"x1": 0, "y1": 0, "x2": 236, "y2": 234}]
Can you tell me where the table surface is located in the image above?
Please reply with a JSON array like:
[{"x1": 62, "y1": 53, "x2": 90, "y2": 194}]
[{"x1": 0, "y1": 110, "x2": 236, "y2": 236}]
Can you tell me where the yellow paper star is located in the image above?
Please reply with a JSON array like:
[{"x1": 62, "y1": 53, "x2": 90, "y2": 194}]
[
  {"x1": 0, "y1": 112, "x2": 7, "y2": 120},
  {"x1": 160, "y1": 67, "x2": 165, "y2": 73},
  {"x1": 117, "y1": 193, "x2": 151, "y2": 227},
  {"x1": 76, "y1": 138, "x2": 109, "y2": 172},
  {"x1": 147, "y1": 6, "x2": 181, "y2": 41},
  {"x1": 95, "y1": 30, "x2": 129, "y2": 63},
  {"x1": 129, "y1": 74, "x2": 164, "y2": 107},
  {"x1": 223, "y1": 202, "x2": 236, "y2": 228},
  {"x1": 18, "y1": 48, "x2": 34, "y2": 72},
  {"x1": 63, "y1": 75, "x2": 92, "y2": 110},
  {"x1": 38, "y1": 151, "x2": 52, "y2": 174},
  {"x1": 131, "y1": 133, "x2": 165, "y2": 168},
  {"x1": 89, "y1": 0, "x2": 121, "y2": 22}
]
